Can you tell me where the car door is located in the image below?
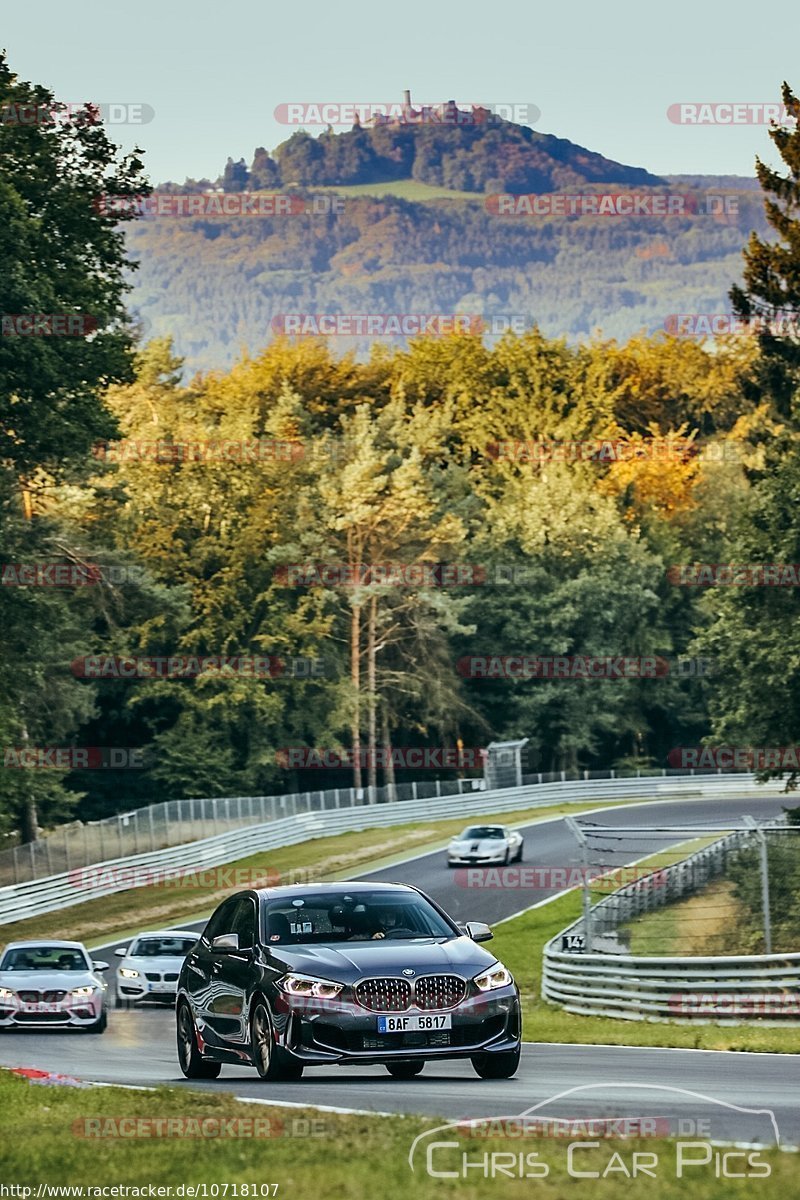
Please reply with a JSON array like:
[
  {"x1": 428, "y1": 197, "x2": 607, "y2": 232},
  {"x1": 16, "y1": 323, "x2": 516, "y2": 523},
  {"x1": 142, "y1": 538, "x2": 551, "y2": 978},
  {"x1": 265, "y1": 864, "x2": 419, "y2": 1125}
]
[
  {"x1": 209, "y1": 895, "x2": 257, "y2": 1049},
  {"x1": 186, "y1": 897, "x2": 239, "y2": 1037}
]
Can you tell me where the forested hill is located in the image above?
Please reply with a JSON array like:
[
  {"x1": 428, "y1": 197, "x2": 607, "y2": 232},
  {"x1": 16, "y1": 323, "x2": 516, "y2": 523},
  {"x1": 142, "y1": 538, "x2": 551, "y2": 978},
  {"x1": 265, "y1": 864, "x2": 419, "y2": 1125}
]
[
  {"x1": 225, "y1": 113, "x2": 664, "y2": 193},
  {"x1": 127, "y1": 110, "x2": 767, "y2": 375}
]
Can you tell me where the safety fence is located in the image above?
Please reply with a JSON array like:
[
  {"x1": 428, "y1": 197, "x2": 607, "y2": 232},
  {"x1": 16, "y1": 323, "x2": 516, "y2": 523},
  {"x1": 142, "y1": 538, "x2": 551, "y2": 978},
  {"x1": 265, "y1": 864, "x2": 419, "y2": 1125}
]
[
  {"x1": 543, "y1": 819, "x2": 800, "y2": 1023},
  {"x1": 0, "y1": 772, "x2": 782, "y2": 926}
]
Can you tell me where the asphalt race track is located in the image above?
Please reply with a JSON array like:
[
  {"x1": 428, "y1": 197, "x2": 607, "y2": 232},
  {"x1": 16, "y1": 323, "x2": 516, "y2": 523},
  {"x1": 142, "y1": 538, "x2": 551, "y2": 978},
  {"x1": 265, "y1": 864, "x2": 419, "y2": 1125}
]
[{"x1": 0, "y1": 794, "x2": 797, "y2": 1146}]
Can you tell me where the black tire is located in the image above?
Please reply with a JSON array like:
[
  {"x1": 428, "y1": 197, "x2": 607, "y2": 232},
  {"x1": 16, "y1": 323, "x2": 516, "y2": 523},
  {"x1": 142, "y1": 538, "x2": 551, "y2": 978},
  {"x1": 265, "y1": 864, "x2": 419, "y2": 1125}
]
[
  {"x1": 386, "y1": 1060, "x2": 424, "y2": 1080},
  {"x1": 516, "y1": 843, "x2": 524, "y2": 863},
  {"x1": 471, "y1": 1045, "x2": 521, "y2": 1079},
  {"x1": 177, "y1": 1002, "x2": 221, "y2": 1079},
  {"x1": 87, "y1": 1009, "x2": 108, "y2": 1034},
  {"x1": 504, "y1": 848, "x2": 511, "y2": 865},
  {"x1": 250, "y1": 1000, "x2": 304, "y2": 1081}
]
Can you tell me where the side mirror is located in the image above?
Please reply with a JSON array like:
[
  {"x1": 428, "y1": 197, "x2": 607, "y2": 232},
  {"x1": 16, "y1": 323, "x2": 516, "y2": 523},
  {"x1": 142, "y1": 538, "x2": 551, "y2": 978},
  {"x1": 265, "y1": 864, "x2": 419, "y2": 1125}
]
[
  {"x1": 114, "y1": 947, "x2": 128, "y2": 958},
  {"x1": 211, "y1": 933, "x2": 239, "y2": 953},
  {"x1": 92, "y1": 960, "x2": 110, "y2": 972},
  {"x1": 465, "y1": 921, "x2": 493, "y2": 943}
]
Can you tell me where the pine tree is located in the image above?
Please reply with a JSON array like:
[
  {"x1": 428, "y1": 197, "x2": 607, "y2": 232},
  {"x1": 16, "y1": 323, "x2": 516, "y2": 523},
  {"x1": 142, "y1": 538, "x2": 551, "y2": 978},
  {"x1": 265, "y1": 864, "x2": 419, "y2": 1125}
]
[{"x1": 730, "y1": 82, "x2": 800, "y2": 420}]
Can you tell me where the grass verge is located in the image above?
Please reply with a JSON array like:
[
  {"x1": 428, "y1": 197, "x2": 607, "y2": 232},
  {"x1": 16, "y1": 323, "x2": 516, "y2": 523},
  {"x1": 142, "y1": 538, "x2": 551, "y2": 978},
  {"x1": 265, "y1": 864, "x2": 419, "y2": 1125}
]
[{"x1": 0, "y1": 1071, "x2": 792, "y2": 1197}]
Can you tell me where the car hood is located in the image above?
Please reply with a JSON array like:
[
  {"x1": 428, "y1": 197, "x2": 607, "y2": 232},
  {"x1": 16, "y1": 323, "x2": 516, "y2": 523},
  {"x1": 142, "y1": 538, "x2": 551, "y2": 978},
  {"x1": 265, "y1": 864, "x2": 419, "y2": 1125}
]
[
  {"x1": 264, "y1": 936, "x2": 498, "y2": 982},
  {"x1": 122, "y1": 956, "x2": 185, "y2": 971},
  {"x1": 0, "y1": 970, "x2": 99, "y2": 991},
  {"x1": 451, "y1": 838, "x2": 506, "y2": 853}
]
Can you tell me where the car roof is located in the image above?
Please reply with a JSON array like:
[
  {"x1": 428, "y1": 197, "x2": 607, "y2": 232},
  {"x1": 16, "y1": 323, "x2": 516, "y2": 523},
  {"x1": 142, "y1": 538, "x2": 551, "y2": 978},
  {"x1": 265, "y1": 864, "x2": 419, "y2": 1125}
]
[
  {"x1": 253, "y1": 881, "x2": 417, "y2": 900},
  {"x1": 3, "y1": 940, "x2": 88, "y2": 950}
]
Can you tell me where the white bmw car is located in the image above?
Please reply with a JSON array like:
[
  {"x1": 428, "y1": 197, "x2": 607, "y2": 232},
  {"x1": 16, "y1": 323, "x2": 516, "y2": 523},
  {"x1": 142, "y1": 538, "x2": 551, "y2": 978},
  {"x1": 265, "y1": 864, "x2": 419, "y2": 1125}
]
[
  {"x1": 0, "y1": 940, "x2": 109, "y2": 1031},
  {"x1": 115, "y1": 929, "x2": 199, "y2": 1007},
  {"x1": 447, "y1": 824, "x2": 524, "y2": 867}
]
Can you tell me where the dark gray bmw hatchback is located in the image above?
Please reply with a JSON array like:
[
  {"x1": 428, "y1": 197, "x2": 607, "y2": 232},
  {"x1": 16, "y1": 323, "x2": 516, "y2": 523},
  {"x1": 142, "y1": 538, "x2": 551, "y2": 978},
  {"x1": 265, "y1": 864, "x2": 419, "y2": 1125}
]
[{"x1": 176, "y1": 881, "x2": 521, "y2": 1081}]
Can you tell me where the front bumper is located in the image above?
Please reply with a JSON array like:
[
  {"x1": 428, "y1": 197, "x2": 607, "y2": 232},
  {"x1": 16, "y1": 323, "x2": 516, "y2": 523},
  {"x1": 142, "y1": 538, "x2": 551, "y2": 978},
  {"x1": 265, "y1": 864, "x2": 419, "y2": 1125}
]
[
  {"x1": 117, "y1": 975, "x2": 177, "y2": 1003},
  {"x1": 0, "y1": 994, "x2": 104, "y2": 1028},
  {"x1": 271, "y1": 986, "x2": 521, "y2": 1066},
  {"x1": 448, "y1": 854, "x2": 508, "y2": 865}
]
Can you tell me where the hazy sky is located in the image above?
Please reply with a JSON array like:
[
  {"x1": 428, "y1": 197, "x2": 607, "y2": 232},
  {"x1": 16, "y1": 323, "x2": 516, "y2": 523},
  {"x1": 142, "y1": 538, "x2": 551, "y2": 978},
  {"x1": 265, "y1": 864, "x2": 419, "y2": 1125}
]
[{"x1": 4, "y1": 0, "x2": 797, "y2": 184}]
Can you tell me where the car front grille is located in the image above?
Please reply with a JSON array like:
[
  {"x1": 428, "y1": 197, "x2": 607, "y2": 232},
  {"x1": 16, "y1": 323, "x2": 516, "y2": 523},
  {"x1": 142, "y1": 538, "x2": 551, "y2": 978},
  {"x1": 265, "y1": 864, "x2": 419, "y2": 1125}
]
[
  {"x1": 164, "y1": 973, "x2": 179, "y2": 983},
  {"x1": 355, "y1": 975, "x2": 467, "y2": 1012},
  {"x1": 355, "y1": 978, "x2": 411, "y2": 1012},
  {"x1": 415, "y1": 975, "x2": 467, "y2": 1009},
  {"x1": 145, "y1": 973, "x2": 161, "y2": 982},
  {"x1": 15, "y1": 1011, "x2": 71, "y2": 1023},
  {"x1": 17, "y1": 990, "x2": 67, "y2": 1004}
]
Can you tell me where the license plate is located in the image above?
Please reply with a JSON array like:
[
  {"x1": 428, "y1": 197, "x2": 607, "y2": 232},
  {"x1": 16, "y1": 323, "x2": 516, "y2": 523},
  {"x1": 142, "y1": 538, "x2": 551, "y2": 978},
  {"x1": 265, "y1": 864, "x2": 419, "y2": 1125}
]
[
  {"x1": 148, "y1": 983, "x2": 172, "y2": 993},
  {"x1": 22, "y1": 1002, "x2": 60, "y2": 1013},
  {"x1": 377, "y1": 1014, "x2": 452, "y2": 1033}
]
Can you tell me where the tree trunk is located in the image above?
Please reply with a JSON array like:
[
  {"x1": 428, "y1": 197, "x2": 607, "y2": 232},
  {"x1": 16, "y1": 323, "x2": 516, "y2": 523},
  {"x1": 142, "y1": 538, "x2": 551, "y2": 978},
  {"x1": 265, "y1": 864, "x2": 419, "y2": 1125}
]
[
  {"x1": 350, "y1": 602, "x2": 362, "y2": 789},
  {"x1": 382, "y1": 708, "x2": 396, "y2": 803},
  {"x1": 367, "y1": 594, "x2": 377, "y2": 800},
  {"x1": 20, "y1": 724, "x2": 38, "y2": 843}
]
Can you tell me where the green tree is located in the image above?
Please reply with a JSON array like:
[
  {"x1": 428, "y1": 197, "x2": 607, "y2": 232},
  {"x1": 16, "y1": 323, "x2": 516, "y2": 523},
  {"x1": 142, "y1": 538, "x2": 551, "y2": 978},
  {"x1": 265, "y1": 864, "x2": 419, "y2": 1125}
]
[{"x1": 730, "y1": 82, "x2": 800, "y2": 421}]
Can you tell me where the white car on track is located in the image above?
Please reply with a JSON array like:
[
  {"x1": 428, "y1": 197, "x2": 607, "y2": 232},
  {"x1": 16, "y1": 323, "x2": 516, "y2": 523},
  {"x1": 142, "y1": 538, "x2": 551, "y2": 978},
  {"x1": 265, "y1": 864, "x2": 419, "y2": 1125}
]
[
  {"x1": 447, "y1": 824, "x2": 524, "y2": 867},
  {"x1": 0, "y1": 940, "x2": 109, "y2": 1032},
  {"x1": 115, "y1": 929, "x2": 199, "y2": 1007}
]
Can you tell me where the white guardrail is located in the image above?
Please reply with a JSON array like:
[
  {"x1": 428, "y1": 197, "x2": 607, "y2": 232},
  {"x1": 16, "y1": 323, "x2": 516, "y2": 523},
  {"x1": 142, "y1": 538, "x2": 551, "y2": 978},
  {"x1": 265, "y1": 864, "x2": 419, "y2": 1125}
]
[
  {"x1": 0, "y1": 773, "x2": 784, "y2": 927},
  {"x1": 543, "y1": 813, "x2": 800, "y2": 1024}
]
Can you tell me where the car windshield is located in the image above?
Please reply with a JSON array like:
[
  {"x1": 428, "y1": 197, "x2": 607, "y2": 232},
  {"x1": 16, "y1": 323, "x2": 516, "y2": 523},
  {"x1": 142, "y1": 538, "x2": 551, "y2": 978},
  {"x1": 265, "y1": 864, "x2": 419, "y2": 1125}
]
[
  {"x1": 129, "y1": 936, "x2": 196, "y2": 958},
  {"x1": 261, "y1": 891, "x2": 457, "y2": 945},
  {"x1": 460, "y1": 826, "x2": 505, "y2": 839},
  {"x1": 0, "y1": 946, "x2": 89, "y2": 972}
]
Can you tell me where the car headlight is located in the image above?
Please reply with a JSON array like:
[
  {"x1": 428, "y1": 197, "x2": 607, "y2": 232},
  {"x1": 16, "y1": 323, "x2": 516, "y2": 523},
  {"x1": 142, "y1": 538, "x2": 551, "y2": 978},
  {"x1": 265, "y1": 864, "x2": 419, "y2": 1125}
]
[
  {"x1": 278, "y1": 974, "x2": 343, "y2": 1000},
  {"x1": 0, "y1": 988, "x2": 15, "y2": 1003},
  {"x1": 71, "y1": 986, "x2": 98, "y2": 999},
  {"x1": 473, "y1": 963, "x2": 513, "y2": 991},
  {"x1": 119, "y1": 968, "x2": 140, "y2": 979}
]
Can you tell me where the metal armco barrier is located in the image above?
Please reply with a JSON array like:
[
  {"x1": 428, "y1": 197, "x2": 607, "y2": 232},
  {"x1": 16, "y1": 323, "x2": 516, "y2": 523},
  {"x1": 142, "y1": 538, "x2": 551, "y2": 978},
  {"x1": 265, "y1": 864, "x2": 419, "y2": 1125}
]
[
  {"x1": 543, "y1": 816, "x2": 800, "y2": 1024},
  {"x1": 0, "y1": 773, "x2": 782, "y2": 927}
]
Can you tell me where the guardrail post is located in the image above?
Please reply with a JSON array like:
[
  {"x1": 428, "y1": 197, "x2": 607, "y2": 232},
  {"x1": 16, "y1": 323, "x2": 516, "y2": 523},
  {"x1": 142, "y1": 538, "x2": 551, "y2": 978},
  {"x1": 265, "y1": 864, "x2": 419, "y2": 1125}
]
[
  {"x1": 744, "y1": 816, "x2": 772, "y2": 953},
  {"x1": 334, "y1": 789, "x2": 340, "y2": 809},
  {"x1": 565, "y1": 817, "x2": 592, "y2": 949}
]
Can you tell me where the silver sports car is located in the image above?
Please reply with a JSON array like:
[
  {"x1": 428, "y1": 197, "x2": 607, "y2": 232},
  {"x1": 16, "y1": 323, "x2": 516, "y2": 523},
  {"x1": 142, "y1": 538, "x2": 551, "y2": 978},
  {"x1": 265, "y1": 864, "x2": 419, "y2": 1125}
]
[
  {"x1": 447, "y1": 824, "x2": 524, "y2": 867},
  {"x1": 0, "y1": 940, "x2": 109, "y2": 1032}
]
